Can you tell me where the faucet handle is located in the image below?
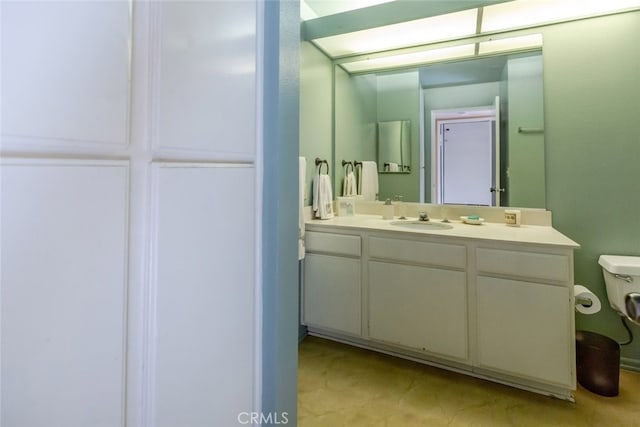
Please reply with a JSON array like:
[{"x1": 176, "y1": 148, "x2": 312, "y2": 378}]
[{"x1": 418, "y1": 211, "x2": 429, "y2": 221}]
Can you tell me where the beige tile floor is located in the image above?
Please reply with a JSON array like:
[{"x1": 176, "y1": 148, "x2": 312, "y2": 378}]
[{"x1": 298, "y1": 336, "x2": 640, "y2": 426}]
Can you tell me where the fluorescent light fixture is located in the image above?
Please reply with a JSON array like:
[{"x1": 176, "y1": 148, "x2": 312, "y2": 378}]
[
  {"x1": 342, "y1": 44, "x2": 476, "y2": 73},
  {"x1": 478, "y1": 34, "x2": 543, "y2": 55},
  {"x1": 482, "y1": 0, "x2": 640, "y2": 33},
  {"x1": 309, "y1": 0, "x2": 640, "y2": 72},
  {"x1": 314, "y1": 8, "x2": 477, "y2": 57}
]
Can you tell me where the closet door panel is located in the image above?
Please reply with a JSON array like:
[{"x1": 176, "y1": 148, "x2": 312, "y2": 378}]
[
  {"x1": 152, "y1": 165, "x2": 255, "y2": 427},
  {"x1": 1, "y1": 1, "x2": 131, "y2": 148},
  {"x1": 0, "y1": 160, "x2": 129, "y2": 427},
  {"x1": 154, "y1": 1, "x2": 257, "y2": 157}
]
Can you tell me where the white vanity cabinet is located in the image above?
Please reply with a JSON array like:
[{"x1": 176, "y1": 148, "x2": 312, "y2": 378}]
[
  {"x1": 368, "y1": 236, "x2": 468, "y2": 362},
  {"x1": 303, "y1": 217, "x2": 579, "y2": 400},
  {"x1": 474, "y1": 246, "x2": 575, "y2": 390},
  {"x1": 302, "y1": 231, "x2": 362, "y2": 337}
]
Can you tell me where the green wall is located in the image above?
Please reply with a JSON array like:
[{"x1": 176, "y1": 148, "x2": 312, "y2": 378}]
[
  {"x1": 334, "y1": 67, "x2": 377, "y2": 197},
  {"x1": 262, "y1": 0, "x2": 299, "y2": 419},
  {"x1": 542, "y1": 11, "x2": 640, "y2": 365},
  {"x1": 376, "y1": 71, "x2": 421, "y2": 201},
  {"x1": 300, "y1": 50, "x2": 377, "y2": 200},
  {"x1": 507, "y1": 55, "x2": 545, "y2": 208},
  {"x1": 299, "y1": 41, "x2": 333, "y2": 205}
]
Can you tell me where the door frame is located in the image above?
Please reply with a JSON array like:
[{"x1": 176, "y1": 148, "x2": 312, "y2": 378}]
[{"x1": 429, "y1": 106, "x2": 497, "y2": 205}]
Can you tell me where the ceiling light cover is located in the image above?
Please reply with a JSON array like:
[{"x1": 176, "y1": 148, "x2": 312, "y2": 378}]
[
  {"x1": 482, "y1": 0, "x2": 640, "y2": 32},
  {"x1": 315, "y1": 8, "x2": 478, "y2": 57},
  {"x1": 342, "y1": 44, "x2": 476, "y2": 73}
]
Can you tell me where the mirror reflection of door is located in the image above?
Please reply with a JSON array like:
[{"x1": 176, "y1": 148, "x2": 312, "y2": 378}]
[{"x1": 435, "y1": 112, "x2": 499, "y2": 206}]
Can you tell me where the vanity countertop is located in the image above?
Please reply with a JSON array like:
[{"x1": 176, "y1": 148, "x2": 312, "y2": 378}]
[{"x1": 306, "y1": 214, "x2": 580, "y2": 249}]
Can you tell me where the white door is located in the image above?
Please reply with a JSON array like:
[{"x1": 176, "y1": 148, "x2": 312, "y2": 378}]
[
  {"x1": 441, "y1": 120, "x2": 494, "y2": 205},
  {"x1": 1, "y1": 2, "x2": 261, "y2": 426}
]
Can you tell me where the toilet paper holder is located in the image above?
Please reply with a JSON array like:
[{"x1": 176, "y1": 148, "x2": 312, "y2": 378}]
[
  {"x1": 576, "y1": 295, "x2": 593, "y2": 307},
  {"x1": 574, "y1": 285, "x2": 602, "y2": 315}
]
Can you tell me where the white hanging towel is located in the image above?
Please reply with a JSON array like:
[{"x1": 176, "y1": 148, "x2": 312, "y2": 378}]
[
  {"x1": 298, "y1": 156, "x2": 307, "y2": 260},
  {"x1": 388, "y1": 162, "x2": 399, "y2": 172},
  {"x1": 342, "y1": 171, "x2": 357, "y2": 196},
  {"x1": 313, "y1": 173, "x2": 334, "y2": 219},
  {"x1": 358, "y1": 161, "x2": 379, "y2": 201}
]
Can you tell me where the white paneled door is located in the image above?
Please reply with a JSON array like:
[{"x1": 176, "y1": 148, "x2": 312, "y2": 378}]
[
  {"x1": 1, "y1": 2, "x2": 261, "y2": 426},
  {"x1": 1, "y1": 1, "x2": 131, "y2": 149},
  {"x1": 151, "y1": 165, "x2": 256, "y2": 427},
  {"x1": 1, "y1": 161, "x2": 129, "y2": 426},
  {"x1": 441, "y1": 120, "x2": 494, "y2": 206}
]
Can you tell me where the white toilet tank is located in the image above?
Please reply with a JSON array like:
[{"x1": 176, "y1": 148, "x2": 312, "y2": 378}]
[{"x1": 599, "y1": 255, "x2": 640, "y2": 324}]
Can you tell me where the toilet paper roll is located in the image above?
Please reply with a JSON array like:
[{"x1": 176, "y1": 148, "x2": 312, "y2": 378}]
[{"x1": 574, "y1": 285, "x2": 601, "y2": 315}]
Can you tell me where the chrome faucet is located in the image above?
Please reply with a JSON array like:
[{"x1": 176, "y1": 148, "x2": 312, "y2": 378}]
[{"x1": 418, "y1": 211, "x2": 429, "y2": 221}]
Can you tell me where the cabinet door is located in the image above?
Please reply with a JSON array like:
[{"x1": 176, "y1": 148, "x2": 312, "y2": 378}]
[
  {"x1": 476, "y1": 276, "x2": 573, "y2": 387},
  {"x1": 368, "y1": 261, "x2": 467, "y2": 361},
  {"x1": 303, "y1": 253, "x2": 361, "y2": 336}
]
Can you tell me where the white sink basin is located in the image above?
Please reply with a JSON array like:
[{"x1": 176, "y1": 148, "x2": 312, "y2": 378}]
[{"x1": 390, "y1": 220, "x2": 453, "y2": 230}]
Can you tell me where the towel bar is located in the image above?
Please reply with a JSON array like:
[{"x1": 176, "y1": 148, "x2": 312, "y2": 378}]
[
  {"x1": 517, "y1": 127, "x2": 544, "y2": 134},
  {"x1": 382, "y1": 162, "x2": 410, "y2": 172}
]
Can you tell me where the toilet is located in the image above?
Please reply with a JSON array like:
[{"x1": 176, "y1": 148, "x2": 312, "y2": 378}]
[{"x1": 599, "y1": 255, "x2": 640, "y2": 325}]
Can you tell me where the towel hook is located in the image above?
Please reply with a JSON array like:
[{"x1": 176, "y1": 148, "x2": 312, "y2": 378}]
[
  {"x1": 315, "y1": 157, "x2": 329, "y2": 174},
  {"x1": 342, "y1": 160, "x2": 354, "y2": 173}
]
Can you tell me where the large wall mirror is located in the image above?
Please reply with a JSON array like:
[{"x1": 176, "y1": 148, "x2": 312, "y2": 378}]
[{"x1": 334, "y1": 45, "x2": 545, "y2": 209}]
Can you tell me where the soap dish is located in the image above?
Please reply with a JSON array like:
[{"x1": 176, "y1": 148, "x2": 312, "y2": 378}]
[{"x1": 460, "y1": 216, "x2": 485, "y2": 225}]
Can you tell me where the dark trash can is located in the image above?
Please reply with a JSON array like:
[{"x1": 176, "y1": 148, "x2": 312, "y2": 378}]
[{"x1": 576, "y1": 330, "x2": 620, "y2": 397}]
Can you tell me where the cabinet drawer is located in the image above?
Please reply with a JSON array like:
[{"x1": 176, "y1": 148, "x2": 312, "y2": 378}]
[
  {"x1": 369, "y1": 236, "x2": 465, "y2": 269},
  {"x1": 477, "y1": 248, "x2": 570, "y2": 283},
  {"x1": 305, "y1": 231, "x2": 361, "y2": 257}
]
